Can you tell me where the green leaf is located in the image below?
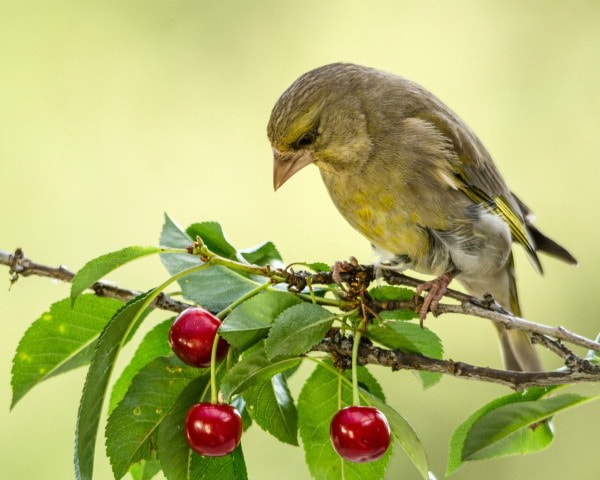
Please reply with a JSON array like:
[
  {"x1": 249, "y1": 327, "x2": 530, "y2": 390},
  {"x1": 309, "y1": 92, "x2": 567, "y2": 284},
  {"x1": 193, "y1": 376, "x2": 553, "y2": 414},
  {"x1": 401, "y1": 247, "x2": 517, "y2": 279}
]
[
  {"x1": 297, "y1": 361, "x2": 392, "y2": 480},
  {"x1": 447, "y1": 386, "x2": 558, "y2": 475},
  {"x1": 219, "y1": 291, "x2": 302, "y2": 349},
  {"x1": 360, "y1": 391, "x2": 430, "y2": 479},
  {"x1": 186, "y1": 221, "x2": 238, "y2": 260},
  {"x1": 414, "y1": 371, "x2": 441, "y2": 390},
  {"x1": 378, "y1": 309, "x2": 419, "y2": 321},
  {"x1": 240, "y1": 241, "x2": 282, "y2": 266},
  {"x1": 367, "y1": 320, "x2": 443, "y2": 388},
  {"x1": 156, "y1": 376, "x2": 210, "y2": 480},
  {"x1": 159, "y1": 213, "x2": 204, "y2": 282},
  {"x1": 11, "y1": 295, "x2": 122, "y2": 409},
  {"x1": 300, "y1": 261, "x2": 331, "y2": 273},
  {"x1": 462, "y1": 393, "x2": 594, "y2": 461},
  {"x1": 220, "y1": 346, "x2": 301, "y2": 402},
  {"x1": 190, "y1": 446, "x2": 248, "y2": 480},
  {"x1": 106, "y1": 356, "x2": 201, "y2": 480},
  {"x1": 265, "y1": 303, "x2": 336, "y2": 359},
  {"x1": 159, "y1": 214, "x2": 205, "y2": 302},
  {"x1": 159, "y1": 213, "x2": 191, "y2": 249},
  {"x1": 128, "y1": 456, "x2": 161, "y2": 480},
  {"x1": 75, "y1": 290, "x2": 155, "y2": 480},
  {"x1": 159, "y1": 215, "x2": 265, "y2": 311},
  {"x1": 466, "y1": 419, "x2": 554, "y2": 462},
  {"x1": 243, "y1": 372, "x2": 298, "y2": 445},
  {"x1": 368, "y1": 321, "x2": 442, "y2": 356},
  {"x1": 368, "y1": 285, "x2": 414, "y2": 302},
  {"x1": 368, "y1": 286, "x2": 417, "y2": 321},
  {"x1": 161, "y1": 250, "x2": 259, "y2": 313},
  {"x1": 71, "y1": 246, "x2": 162, "y2": 304},
  {"x1": 109, "y1": 319, "x2": 175, "y2": 413},
  {"x1": 164, "y1": 253, "x2": 259, "y2": 313},
  {"x1": 231, "y1": 395, "x2": 253, "y2": 432},
  {"x1": 185, "y1": 266, "x2": 261, "y2": 312}
]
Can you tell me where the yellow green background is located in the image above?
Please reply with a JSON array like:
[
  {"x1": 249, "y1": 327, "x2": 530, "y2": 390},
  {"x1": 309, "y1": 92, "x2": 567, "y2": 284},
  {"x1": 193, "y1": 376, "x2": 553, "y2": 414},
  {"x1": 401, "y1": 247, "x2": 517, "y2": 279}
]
[{"x1": 1, "y1": 1, "x2": 599, "y2": 479}]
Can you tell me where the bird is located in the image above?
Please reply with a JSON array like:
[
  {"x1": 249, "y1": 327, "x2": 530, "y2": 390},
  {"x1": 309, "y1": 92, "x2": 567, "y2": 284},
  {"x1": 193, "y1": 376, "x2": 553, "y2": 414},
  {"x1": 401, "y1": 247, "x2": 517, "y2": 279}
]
[{"x1": 267, "y1": 63, "x2": 577, "y2": 372}]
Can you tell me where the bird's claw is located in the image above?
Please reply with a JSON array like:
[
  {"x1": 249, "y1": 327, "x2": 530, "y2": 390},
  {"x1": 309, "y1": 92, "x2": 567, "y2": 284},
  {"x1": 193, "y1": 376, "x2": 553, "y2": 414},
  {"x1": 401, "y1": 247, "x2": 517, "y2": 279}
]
[
  {"x1": 414, "y1": 269, "x2": 459, "y2": 324},
  {"x1": 332, "y1": 256, "x2": 360, "y2": 284}
]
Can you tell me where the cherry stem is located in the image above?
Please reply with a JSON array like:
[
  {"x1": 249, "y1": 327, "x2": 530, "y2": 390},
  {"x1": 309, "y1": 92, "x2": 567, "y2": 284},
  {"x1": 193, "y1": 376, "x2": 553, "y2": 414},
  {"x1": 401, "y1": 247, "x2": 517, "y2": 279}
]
[
  {"x1": 305, "y1": 357, "x2": 375, "y2": 408},
  {"x1": 210, "y1": 332, "x2": 221, "y2": 404},
  {"x1": 209, "y1": 279, "x2": 273, "y2": 404},
  {"x1": 337, "y1": 372, "x2": 343, "y2": 411},
  {"x1": 226, "y1": 344, "x2": 233, "y2": 371},
  {"x1": 216, "y1": 281, "x2": 272, "y2": 320},
  {"x1": 351, "y1": 327, "x2": 362, "y2": 407}
]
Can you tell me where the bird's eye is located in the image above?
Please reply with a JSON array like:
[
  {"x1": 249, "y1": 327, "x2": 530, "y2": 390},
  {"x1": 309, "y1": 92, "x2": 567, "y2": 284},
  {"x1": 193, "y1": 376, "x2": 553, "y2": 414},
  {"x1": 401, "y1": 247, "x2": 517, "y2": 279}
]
[{"x1": 296, "y1": 130, "x2": 316, "y2": 148}]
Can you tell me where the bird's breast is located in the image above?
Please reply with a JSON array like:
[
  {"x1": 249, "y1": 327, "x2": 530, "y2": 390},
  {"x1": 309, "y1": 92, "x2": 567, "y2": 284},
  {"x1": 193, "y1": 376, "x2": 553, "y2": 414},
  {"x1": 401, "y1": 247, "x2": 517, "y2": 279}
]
[{"x1": 320, "y1": 171, "x2": 433, "y2": 263}]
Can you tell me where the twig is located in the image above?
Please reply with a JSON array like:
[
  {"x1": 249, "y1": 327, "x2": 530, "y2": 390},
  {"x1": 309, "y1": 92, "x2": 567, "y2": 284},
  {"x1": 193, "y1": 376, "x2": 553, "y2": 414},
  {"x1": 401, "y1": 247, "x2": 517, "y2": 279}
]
[
  {"x1": 439, "y1": 302, "x2": 600, "y2": 353},
  {"x1": 313, "y1": 330, "x2": 600, "y2": 389},
  {"x1": 2, "y1": 248, "x2": 189, "y2": 313},
  {"x1": 328, "y1": 266, "x2": 600, "y2": 354},
  {"x1": 365, "y1": 296, "x2": 600, "y2": 354}
]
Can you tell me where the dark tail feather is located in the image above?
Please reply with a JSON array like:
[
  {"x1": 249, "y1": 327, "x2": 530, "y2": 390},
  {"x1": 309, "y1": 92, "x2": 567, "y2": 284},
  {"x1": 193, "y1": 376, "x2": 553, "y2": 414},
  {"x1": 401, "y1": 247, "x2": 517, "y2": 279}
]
[
  {"x1": 528, "y1": 224, "x2": 578, "y2": 266},
  {"x1": 511, "y1": 192, "x2": 578, "y2": 266}
]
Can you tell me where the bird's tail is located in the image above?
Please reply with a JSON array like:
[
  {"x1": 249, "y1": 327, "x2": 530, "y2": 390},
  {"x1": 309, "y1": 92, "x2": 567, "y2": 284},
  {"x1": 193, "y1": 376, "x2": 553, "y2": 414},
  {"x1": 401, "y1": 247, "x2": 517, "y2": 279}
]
[
  {"x1": 460, "y1": 253, "x2": 541, "y2": 372},
  {"x1": 495, "y1": 325, "x2": 541, "y2": 372},
  {"x1": 495, "y1": 253, "x2": 542, "y2": 372}
]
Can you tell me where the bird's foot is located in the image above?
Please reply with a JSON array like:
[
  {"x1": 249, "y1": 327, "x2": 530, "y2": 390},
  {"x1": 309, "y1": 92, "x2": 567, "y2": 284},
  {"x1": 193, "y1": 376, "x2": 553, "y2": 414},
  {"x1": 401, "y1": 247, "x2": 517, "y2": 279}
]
[
  {"x1": 331, "y1": 256, "x2": 360, "y2": 284},
  {"x1": 415, "y1": 269, "x2": 459, "y2": 323}
]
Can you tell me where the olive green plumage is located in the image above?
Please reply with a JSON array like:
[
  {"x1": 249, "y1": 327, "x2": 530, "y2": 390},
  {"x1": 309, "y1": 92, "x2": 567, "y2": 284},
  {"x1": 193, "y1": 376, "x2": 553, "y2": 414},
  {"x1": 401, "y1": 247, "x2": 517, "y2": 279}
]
[{"x1": 268, "y1": 63, "x2": 576, "y2": 372}]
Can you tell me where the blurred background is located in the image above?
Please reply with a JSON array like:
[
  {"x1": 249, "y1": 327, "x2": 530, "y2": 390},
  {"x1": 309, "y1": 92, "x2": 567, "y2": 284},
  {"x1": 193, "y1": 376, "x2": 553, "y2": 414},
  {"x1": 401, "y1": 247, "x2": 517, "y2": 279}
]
[{"x1": 1, "y1": 1, "x2": 599, "y2": 479}]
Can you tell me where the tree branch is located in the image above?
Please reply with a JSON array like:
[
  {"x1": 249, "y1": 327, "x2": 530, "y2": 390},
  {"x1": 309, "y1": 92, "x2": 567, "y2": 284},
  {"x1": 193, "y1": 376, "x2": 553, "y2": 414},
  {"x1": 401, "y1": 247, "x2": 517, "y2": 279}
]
[
  {"x1": 313, "y1": 329, "x2": 600, "y2": 389},
  {"x1": 1, "y1": 248, "x2": 189, "y2": 313},
  {"x1": 3, "y1": 247, "x2": 600, "y2": 388}
]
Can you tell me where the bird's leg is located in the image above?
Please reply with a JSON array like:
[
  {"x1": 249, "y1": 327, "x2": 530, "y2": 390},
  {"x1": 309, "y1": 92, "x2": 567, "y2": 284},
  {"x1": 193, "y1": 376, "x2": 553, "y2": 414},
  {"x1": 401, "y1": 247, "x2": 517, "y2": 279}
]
[{"x1": 415, "y1": 268, "x2": 460, "y2": 322}]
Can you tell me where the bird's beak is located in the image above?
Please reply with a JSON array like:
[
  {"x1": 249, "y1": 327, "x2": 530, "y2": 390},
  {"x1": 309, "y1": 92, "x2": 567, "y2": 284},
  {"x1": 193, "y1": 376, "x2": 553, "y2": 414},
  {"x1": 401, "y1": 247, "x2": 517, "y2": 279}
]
[{"x1": 272, "y1": 148, "x2": 315, "y2": 190}]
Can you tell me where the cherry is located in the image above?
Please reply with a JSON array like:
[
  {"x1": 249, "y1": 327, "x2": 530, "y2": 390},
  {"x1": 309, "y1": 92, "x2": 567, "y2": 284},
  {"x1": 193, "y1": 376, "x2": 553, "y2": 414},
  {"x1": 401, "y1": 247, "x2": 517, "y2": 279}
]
[
  {"x1": 168, "y1": 307, "x2": 229, "y2": 368},
  {"x1": 185, "y1": 403, "x2": 243, "y2": 456},
  {"x1": 330, "y1": 406, "x2": 391, "y2": 463}
]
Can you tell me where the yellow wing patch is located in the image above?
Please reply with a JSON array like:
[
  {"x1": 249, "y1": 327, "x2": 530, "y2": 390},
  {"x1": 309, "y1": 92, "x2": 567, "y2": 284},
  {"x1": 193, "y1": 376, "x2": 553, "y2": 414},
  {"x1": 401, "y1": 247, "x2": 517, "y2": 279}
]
[
  {"x1": 494, "y1": 196, "x2": 534, "y2": 256},
  {"x1": 456, "y1": 181, "x2": 542, "y2": 273}
]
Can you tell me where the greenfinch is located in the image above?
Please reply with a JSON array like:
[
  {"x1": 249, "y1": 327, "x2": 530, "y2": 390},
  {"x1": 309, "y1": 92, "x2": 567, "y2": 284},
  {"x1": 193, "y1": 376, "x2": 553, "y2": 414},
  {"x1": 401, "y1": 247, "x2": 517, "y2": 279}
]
[{"x1": 267, "y1": 63, "x2": 577, "y2": 372}]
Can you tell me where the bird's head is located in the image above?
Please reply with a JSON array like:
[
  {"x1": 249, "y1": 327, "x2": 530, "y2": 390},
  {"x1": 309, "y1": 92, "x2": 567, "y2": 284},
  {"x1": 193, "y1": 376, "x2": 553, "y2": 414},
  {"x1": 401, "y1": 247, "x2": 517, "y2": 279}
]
[{"x1": 267, "y1": 63, "x2": 374, "y2": 190}]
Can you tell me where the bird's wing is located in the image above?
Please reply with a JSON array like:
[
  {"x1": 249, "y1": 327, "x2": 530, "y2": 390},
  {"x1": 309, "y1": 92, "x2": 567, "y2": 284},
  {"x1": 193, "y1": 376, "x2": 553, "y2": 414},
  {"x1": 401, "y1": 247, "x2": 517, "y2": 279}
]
[{"x1": 417, "y1": 108, "x2": 543, "y2": 273}]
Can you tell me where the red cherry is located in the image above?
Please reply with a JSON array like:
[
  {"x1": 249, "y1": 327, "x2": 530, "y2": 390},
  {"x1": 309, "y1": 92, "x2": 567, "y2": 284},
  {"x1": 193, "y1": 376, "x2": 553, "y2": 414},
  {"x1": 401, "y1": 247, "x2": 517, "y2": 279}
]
[
  {"x1": 185, "y1": 403, "x2": 243, "y2": 456},
  {"x1": 168, "y1": 307, "x2": 229, "y2": 367},
  {"x1": 330, "y1": 406, "x2": 391, "y2": 463}
]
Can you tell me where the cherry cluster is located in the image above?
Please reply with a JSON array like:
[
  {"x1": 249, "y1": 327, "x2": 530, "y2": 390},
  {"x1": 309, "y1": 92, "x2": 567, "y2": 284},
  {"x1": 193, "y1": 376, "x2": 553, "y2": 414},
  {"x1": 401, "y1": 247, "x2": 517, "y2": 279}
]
[
  {"x1": 168, "y1": 307, "x2": 240, "y2": 456},
  {"x1": 168, "y1": 307, "x2": 391, "y2": 462}
]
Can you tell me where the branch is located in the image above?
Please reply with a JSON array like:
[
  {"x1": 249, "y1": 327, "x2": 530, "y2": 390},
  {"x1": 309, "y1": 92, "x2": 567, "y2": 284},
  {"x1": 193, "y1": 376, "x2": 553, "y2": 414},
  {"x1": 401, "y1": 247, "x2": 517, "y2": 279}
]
[
  {"x1": 284, "y1": 261, "x2": 600, "y2": 354},
  {"x1": 313, "y1": 330, "x2": 600, "y2": 389},
  {"x1": 361, "y1": 267, "x2": 600, "y2": 354},
  {"x1": 1, "y1": 248, "x2": 189, "y2": 313},
  {"x1": 366, "y1": 296, "x2": 600, "y2": 354},
  {"x1": 3, "y1": 247, "x2": 600, "y2": 388}
]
